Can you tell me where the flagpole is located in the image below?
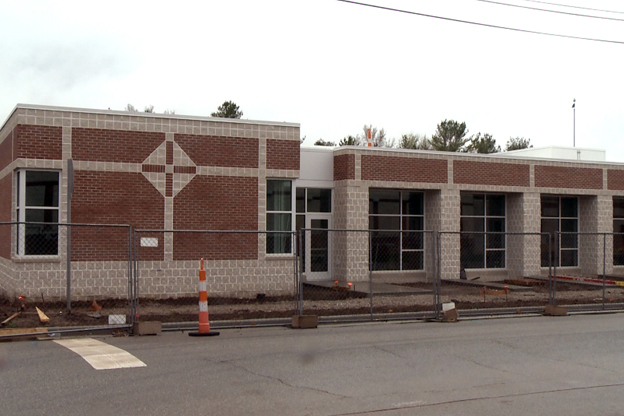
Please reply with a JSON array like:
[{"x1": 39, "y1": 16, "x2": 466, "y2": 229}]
[{"x1": 572, "y1": 99, "x2": 576, "y2": 147}]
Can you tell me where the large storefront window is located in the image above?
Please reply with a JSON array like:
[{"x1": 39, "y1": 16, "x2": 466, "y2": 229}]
[
  {"x1": 16, "y1": 170, "x2": 60, "y2": 256},
  {"x1": 460, "y1": 193, "x2": 505, "y2": 269},
  {"x1": 541, "y1": 196, "x2": 578, "y2": 267},
  {"x1": 266, "y1": 180, "x2": 292, "y2": 254},
  {"x1": 614, "y1": 198, "x2": 624, "y2": 266},
  {"x1": 369, "y1": 189, "x2": 424, "y2": 271}
]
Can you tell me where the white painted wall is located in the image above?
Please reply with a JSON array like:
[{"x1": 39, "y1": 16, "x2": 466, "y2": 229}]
[{"x1": 297, "y1": 146, "x2": 334, "y2": 188}]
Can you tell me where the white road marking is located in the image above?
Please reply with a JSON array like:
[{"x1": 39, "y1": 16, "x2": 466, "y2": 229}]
[{"x1": 54, "y1": 338, "x2": 146, "y2": 370}]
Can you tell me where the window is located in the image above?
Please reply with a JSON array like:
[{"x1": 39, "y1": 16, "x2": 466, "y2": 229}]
[
  {"x1": 266, "y1": 180, "x2": 292, "y2": 254},
  {"x1": 369, "y1": 189, "x2": 424, "y2": 271},
  {"x1": 540, "y1": 196, "x2": 578, "y2": 267},
  {"x1": 614, "y1": 198, "x2": 624, "y2": 266},
  {"x1": 16, "y1": 170, "x2": 60, "y2": 256},
  {"x1": 295, "y1": 188, "x2": 332, "y2": 271},
  {"x1": 460, "y1": 193, "x2": 505, "y2": 269}
]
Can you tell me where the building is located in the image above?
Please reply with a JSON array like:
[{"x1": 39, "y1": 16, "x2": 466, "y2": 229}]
[{"x1": 1, "y1": 104, "x2": 624, "y2": 300}]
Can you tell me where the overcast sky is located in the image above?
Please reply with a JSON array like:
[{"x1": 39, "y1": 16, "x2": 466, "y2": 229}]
[{"x1": 1, "y1": 0, "x2": 623, "y2": 160}]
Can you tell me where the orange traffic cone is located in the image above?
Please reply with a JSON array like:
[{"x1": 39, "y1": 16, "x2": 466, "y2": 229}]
[{"x1": 189, "y1": 258, "x2": 219, "y2": 337}]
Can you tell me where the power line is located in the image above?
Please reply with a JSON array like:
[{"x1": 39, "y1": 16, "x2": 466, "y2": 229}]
[
  {"x1": 520, "y1": 0, "x2": 624, "y2": 15},
  {"x1": 474, "y1": 0, "x2": 624, "y2": 22},
  {"x1": 336, "y1": 0, "x2": 624, "y2": 45}
]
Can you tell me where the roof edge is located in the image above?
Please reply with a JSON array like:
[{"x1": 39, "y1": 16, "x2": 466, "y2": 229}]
[{"x1": 2, "y1": 103, "x2": 300, "y2": 131}]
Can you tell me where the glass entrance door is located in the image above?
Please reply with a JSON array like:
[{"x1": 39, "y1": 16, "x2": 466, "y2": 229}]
[{"x1": 306, "y1": 215, "x2": 331, "y2": 281}]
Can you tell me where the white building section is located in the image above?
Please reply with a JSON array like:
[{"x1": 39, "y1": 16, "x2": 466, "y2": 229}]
[{"x1": 490, "y1": 146, "x2": 606, "y2": 161}]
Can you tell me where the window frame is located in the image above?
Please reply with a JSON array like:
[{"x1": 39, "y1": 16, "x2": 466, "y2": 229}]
[
  {"x1": 266, "y1": 179, "x2": 293, "y2": 255},
  {"x1": 295, "y1": 187, "x2": 333, "y2": 271},
  {"x1": 540, "y1": 195, "x2": 578, "y2": 267},
  {"x1": 614, "y1": 197, "x2": 624, "y2": 266},
  {"x1": 15, "y1": 169, "x2": 61, "y2": 257},
  {"x1": 460, "y1": 193, "x2": 506, "y2": 269},
  {"x1": 369, "y1": 189, "x2": 425, "y2": 271}
]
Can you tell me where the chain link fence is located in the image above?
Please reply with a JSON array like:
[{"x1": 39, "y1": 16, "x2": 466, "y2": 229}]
[
  {"x1": 549, "y1": 232, "x2": 624, "y2": 311},
  {"x1": 436, "y1": 232, "x2": 554, "y2": 316},
  {"x1": 5, "y1": 224, "x2": 624, "y2": 332},
  {"x1": 0, "y1": 222, "x2": 133, "y2": 330},
  {"x1": 133, "y1": 230, "x2": 298, "y2": 327},
  {"x1": 295, "y1": 229, "x2": 437, "y2": 321}
]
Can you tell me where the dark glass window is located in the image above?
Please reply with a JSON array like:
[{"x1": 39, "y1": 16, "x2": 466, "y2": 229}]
[
  {"x1": 540, "y1": 196, "x2": 578, "y2": 267},
  {"x1": 296, "y1": 188, "x2": 305, "y2": 213},
  {"x1": 370, "y1": 190, "x2": 400, "y2": 215},
  {"x1": 306, "y1": 188, "x2": 331, "y2": 213},
  {"x1": 541, "y1": 196, "x2": 559, "y2": 217},
  {"x1": 613, "y1": 198, "x2": 624, "y2": 265},
  {"x1": 460, "y1": 193, "x2": 505, "y2": 269},
  {"x1": 17, "y1": 170, "x2": 60, "y2": 256},
  {"x1": 369, "y1": 190, "x2": 425, "y2": 271},
  {"x1": 461, "y1": 194, "x2": 485, "y2": 216},
  {"x1": 266, "y1": 180, "x2": 292, "y2": 254}
]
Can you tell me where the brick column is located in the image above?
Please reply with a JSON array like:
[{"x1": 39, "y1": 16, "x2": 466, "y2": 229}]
[
  {"x1": 579, "y1": 195, "x2": 613, "y2": 276},
  {"x1": 507, "y1": 192, "x2": 541, "y2": 277},
  {"x1": 434, "y1": 188, "x2": 460, "y2": 280},
  {"x1": 333, "y1": 181, "x2": 369, "y2": 282}
]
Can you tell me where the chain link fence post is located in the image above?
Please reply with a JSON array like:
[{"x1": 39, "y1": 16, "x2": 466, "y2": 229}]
[{"x1": 369, "y1": 230, "x2": 373, "y2": 321}]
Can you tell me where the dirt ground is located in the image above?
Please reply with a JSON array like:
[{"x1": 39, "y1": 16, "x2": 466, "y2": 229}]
[{"x1": 2, "y1": 279, "x2": 623, "y2": 330}]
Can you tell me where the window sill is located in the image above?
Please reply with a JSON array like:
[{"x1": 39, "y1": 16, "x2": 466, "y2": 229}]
[
  {"x1": 265, "y1": 254, "x2": 296, "y2": 261},
  {"x1": 12, "y1": 256, "x2": 62, "y2": 264}
]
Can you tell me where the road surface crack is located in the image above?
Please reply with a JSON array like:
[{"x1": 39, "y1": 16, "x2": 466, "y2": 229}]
[{"x1": 221, "y1": 360, "x2": 349, "y2": 399}]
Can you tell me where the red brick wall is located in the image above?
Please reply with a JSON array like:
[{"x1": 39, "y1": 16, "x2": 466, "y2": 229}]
[
  {"x1": 0, "y1": 174, "x2": 12, "y2": 259},
  {"x1": 608, "y1": 170, "x2": 624, "y2": 191},
  {"x1": 0, "y1": 131, "x2": 13, "y2": 171},
  {"x1": 334, "y1": 154, "x2": 355, "y2": 180},
  {"x1": 535, "y1": 166, "x2": 603, "y2": 189},
  {"x1": 175, "y1": 134, "x2": 258, "y2": 168},
  {"x1": 71, "y1": 172, "x2": 164, "y2": 261},
  {"x1": 454, "y1": 161, "x2": 530, "y2": 187},
  {"x1": 173, "y1": 175, "x2": 258, "y2": 260},
  {"x1": 266, "y1": 139, "x2": 299, "y2": 170},
  {"x1": 361, "y1": 155, "x2": 448, "y2": 183},
  {"x1": 72, "y1": 128, "x2": 165, "y2": 163},
  {"x1": 14, "y1": 125, "x2": 62, "y2": 160}
]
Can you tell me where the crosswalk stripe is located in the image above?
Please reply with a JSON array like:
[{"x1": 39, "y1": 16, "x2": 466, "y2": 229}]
[{"x1": 54, "y1": 338, "x2": 146, "y2": 370}]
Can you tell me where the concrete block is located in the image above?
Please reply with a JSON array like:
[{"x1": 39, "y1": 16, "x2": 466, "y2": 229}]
[
  {"x1": 442, "y1": 302, "x2": 459, "y2": 322},
  {"x1": 442, "y1": 308, "x2": 459, "y2": 322},
  {"x1": 544, "y1": 305, "x2": 568, "y2": 316},
  {"x1": 292, "y1": 315, "x2": 318, "y2": 329},
  {"x1": 133, "y1": 321, "x2": 162, "y2": 336}
]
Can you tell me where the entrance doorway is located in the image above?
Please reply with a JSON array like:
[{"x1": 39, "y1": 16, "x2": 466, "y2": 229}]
[{"x1": 305, "y1": 214, "x2": 332, "y2": 281}]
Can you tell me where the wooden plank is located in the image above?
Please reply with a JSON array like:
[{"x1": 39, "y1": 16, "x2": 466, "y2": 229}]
[
  {"x1": 36, "y1": 307, "x2": 50, "y2": 323},
  {"x1": 1, "y1": 312, "x2": 20, "y2": 326}
]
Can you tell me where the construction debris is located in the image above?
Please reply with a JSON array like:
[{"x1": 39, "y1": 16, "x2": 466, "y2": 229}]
[
  {"x1": 36, "y1": 307, "x2": 50, "y2": 324},
  {"x1": 1, "y1": 312, "x2": 21, "y2": 326},
  {"x1": 89, "y1": 300, "x2": 102, "y2": 312}
]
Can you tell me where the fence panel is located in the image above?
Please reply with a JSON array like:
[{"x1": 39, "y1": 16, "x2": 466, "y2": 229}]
[
  {"x1": 551, "y1": 232, "x2": 624, "y2": 310},
  {"x1": 134, "y1": 230, "x2": 297, "y2": 326},
  {"x1": 0, "y1": 222, "x2": 133, "y2": 330},
  {"x1": 437, "y1": 232, "x2": 553, "y2": 315},
  {"x1": 298, "y1": 229, "x2": 437, "y2": 321}
]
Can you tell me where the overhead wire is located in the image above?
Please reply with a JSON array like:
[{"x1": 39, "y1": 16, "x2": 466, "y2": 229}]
[
  {"x1": 474, "y1": 0, "x2": 624, "y2": 22},
  {"x1": 520, "y1": 0, "x2": 624, "y2": 15},
  {"x1": 336, "y1": 0, "x2": 624, "y2": 45}
]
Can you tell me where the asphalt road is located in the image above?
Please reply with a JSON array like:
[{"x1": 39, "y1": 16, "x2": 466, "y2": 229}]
[{"x1": 1, "y1": 313, "x2": 624, "y2": 416}]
